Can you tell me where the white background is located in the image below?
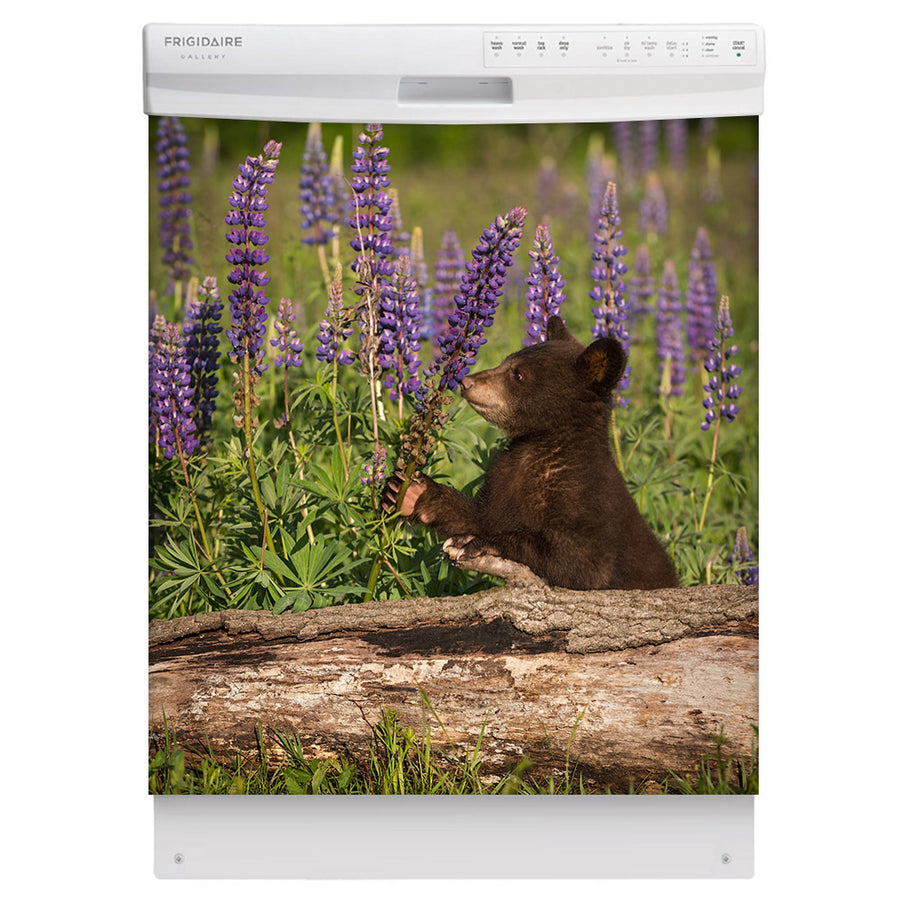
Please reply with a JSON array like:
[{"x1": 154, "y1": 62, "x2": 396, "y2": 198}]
[{"x1": 5, "y1": 0, "x2": 896, "y2": 896}]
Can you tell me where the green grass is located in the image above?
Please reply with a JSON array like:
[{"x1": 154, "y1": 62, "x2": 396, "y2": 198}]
[{"x1": 149, "y1": 708, "x2": 758, "y2": 796}]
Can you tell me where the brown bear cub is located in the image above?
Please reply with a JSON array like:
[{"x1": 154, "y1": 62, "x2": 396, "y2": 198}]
[{"x1": 382, "y1": 316, "x2": 679, "y2": 590}]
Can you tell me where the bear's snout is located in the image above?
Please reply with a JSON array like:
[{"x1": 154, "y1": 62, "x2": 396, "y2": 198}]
[{"x1": 460, "y1": 376, "x2": 475, "y2": 393}]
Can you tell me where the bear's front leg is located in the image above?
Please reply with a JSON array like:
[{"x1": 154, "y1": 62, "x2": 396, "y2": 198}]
[
  {"x1": 382, "y1": 472, "x2": 482, "y2": 536},
  {"x1": 442, "y1": 535, "x2": 542, "y2": 585}
]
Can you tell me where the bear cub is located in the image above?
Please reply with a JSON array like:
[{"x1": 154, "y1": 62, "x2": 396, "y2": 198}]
[{"x1": 382, "y1": 316, "x2": 679, "y2": 591}]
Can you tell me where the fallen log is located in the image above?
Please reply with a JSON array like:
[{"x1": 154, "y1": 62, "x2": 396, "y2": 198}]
[{"x1": 149, "y1": 583, "x2": 758, "y2": 792}]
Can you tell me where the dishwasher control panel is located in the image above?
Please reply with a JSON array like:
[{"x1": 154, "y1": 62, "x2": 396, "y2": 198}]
[{"x1": 484, "y1": 29, "x2": 758, "y2": 68}]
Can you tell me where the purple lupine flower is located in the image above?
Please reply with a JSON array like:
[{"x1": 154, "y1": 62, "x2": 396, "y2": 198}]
[
  {"x1": 686, "y1": 227, "x2": 718, "y2": 367},
  {"x1": 655, "y1": 260, "x2": 686, "y2": 397},
  {"x1": 407, "y1": 227, "x2": 433, "y2": 345},
  {"x1": 183, "y1": 275, "x2": 223, "y2": 445},
  {"x1": 299, "y1": 122, "x2": 340, "y2": 247},
  {"x1": 589, "y1": 182, "x2": 631, "y2": 403},
  {"x1": 388, "y1": 188, "x2": 410, "y2": 252},
  {"x1": 347, "y1": 124, "x2": 397, "y2": 382},
  {"x1": 585, "y1": 134, "x2": 616, "y2": 238},
  {"x1": 630, "y1": 244, "x2": 655, "y2": 319},
  {"x1": 395, "y1": 208, "x2": 528, "y2": 481},
  {"x1": 380, "y1": 254, "x2": 424, "y2": 402},
  {"x1": 701, "y1": 296, "x2": 742, "y2": 430},
  {"x1": 432, "y1": 207, "x2": 528, "y2": 392},
  {"x1": 694, "y1": 226, "x2": 719, "y2": 301},
  {"x1": 639, "y1": 172, "x2": 668, "y2": 239},
  {"x1": 524, "y1": 223, "x2": 567, "y2": 345},
  {"x1": 271, "y1": 297, "x2": 304, "y2": 368},
  {"x1": 361, "y1": 444, "x2": 387, "y2": 487},
  {"x1": 225, "y1": 139, "x2": 282, "y2": 374},
  {"x1": 612, "y1": 121, "x2": 636, "y2": 193},
  {"x1": 536, "y1": 157, "x2": 560, "y2": 219},
  {"x1": 428, "y1": 230, "x2": 466, "y2": 356},
  {"x1": 155, "y1": 116, "x2": 194, "y2": 292},
  {"x1": 225, "y1": 139, "x2": 282, "y2": 431},
  {"x1": 149, "y1": 314, "x2": 167, "y2": 445},
  {"x1": 665, "y1": 119, "x2": 688, "y2": 171},
  {"x1": 348, "y1": 124, "x2": 395, "y2": 284},
  {"x1": 639, "y1": 119, "x2": 659, "y2": 176},
  {"x1": 149, "y1": 320, "x2": 199, "y2": 460},
  {"x1": 730, "y1": 526, "x2": 759, "y2": 586},
  {"x1": 316, "y1": 263, "x2": 355, "y2": 365}
]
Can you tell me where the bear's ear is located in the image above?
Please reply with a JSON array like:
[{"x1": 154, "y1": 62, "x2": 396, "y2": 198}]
[
  {"x1": 575, "y1": 337, "x2": 627, "y2": 399},
  {"x1": 546, "y1": 316, "x2": 578, "y2": 343}
]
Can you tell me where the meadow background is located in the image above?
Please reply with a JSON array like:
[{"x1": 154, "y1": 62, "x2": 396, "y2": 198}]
[{"x1": 148, "y1": 116, "x2": 759, "y2": 617}]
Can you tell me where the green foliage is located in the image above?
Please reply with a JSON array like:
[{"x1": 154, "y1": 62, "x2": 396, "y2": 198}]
[{"x1": 149, "y1": 118, "x2": 758, "y2": 618}]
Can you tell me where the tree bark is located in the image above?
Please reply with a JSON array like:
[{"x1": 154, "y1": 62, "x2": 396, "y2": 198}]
[{"x1": 149, "y1": 583, "x2": 758, "y2": 792}]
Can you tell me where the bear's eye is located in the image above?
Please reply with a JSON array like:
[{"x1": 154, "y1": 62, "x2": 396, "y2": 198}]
[{"x1": 512, "y1": 368, "x2": 524, "y2": 384}]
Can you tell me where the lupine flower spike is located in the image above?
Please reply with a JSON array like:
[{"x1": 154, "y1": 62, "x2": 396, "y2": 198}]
[
  {"x1": 656, "y1": 260, "x2": 685, "y2": 398},
  {"x1": 149, "y1": 321, "x2": 199, "y2": 462},
  {"x1": 701, "y1": 295, "x2": 742, "y2": 431},
  {"x1": 225, "y1": 139, "x2": 282, "y2": 432},
  {"x1": 298, "y1": 123, "x2": 337, "y2": 247},
  {"x1": 589, "y1": 181, "x2": 631, "y2": 404},
  {"x1": 408, "y1": 227, "x2": 433, "y2": 352},
  {"x1": 612, "y1": 122, "x2": 636, "y2": 192},
  {"x1": 155, "y1": 116, "x2": 194, "y2": 296},
  {"x1": 149, "y1": 317, "x2": 221, "y2": 567},
  {"x1": 224, "y1": 139, "x2": 282, "y2": 552},
  {"x1": 299, "y1": 123, "x2": 340, "y2": 288},
  {"x1": 429, "y1": 230, "x2": 466, "y2": 356},
  {"x1": 381, "y1": 253, "x2": 424, "y2": 412},
  {"x1": 347, "y1": 123, "x2": 395, "y2": 443},
  {"x1": 639, "y1": 172, "x2": 668, "y2": 240},
  {"x1": 271, "y1": 297, "x2": 304, "y2": 455},
  {"x1": 402, "y1": 206, "x2": 527, "y2": 473},
  {"x1": 639, "y1": 119, "x2": 659, "y2": 177},
  {"x1": 316, "y1": 263, "x2": 354, "y2": 365},
  {"x1": 698, "y1": 295, "x2": 742, "y2": 533},
  {"x1": 431, "y1": 206, "x2": 528, "y2": 393},
  {"x1": 630, "y1": 244, "x2": 655, "y2": 320},
  {"x1": 317, "y1": 264, "x2": 352, "y2": 478},
  {"x1": 665, "y1": 119, "x2": 688, "y2": 171},
  {"x1": 149, "y1": 315, "x2": 167, "y2": 450},
  {"x1": 524, "y1": 223, "x2": 567, "y2": 346},
  {"x1": 271, "y1": 297, "x2": 304, "y2": 370},
  {"x1": 686, "y1": 227, "x2": 718, "y2": 368},
  {"x1": 362, "y1": 445, "x2": 387, "y2": 487},
  {"x1": 183, "y1": 275, "x2": 223, "y2": 447}
]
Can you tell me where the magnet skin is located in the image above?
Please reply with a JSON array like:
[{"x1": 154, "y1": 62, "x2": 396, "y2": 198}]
[{"x1": 383, "y1": 316, "x2": 679, "y2": 590}]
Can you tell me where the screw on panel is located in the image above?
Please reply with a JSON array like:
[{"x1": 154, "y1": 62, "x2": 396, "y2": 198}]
[
  {"x1": 174, "y1": 853, "x2": 184, "y2": 865},
  {"x1": 721, "y1": 853, "x2": 732, "y2": 865}
]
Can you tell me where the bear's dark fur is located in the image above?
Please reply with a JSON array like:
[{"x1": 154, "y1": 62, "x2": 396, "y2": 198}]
[{"x1": 383, "y1": 316, "x2": 679, "y2": 590}]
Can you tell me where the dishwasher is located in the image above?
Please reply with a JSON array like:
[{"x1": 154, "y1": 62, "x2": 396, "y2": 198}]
[{"x1": 145, "y1": 22, "x2": 763, "y2": 879}]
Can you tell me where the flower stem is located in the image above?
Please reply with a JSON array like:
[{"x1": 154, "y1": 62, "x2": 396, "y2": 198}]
[
  {"x1": 242, "y1": 353, "x2": 277, "y2": 557},
  {"x1": 362, "y1": 407, "x2": 437, "y2": 601},
  {"x1": 316, "y1": 243, "x2": 331, "y2": 293},
  {"x1": 331, "y1": 357, "x2": 349, "y2": 479},
  {"x1": 610, "y1": 408, "x2": 626, "y2": 475},
  {"x1": 698, "y1": 414, "x2": 721, "y2": 533},
  {"x1": 173, "y1": 412, "x2": 234, "y2": 601}
]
